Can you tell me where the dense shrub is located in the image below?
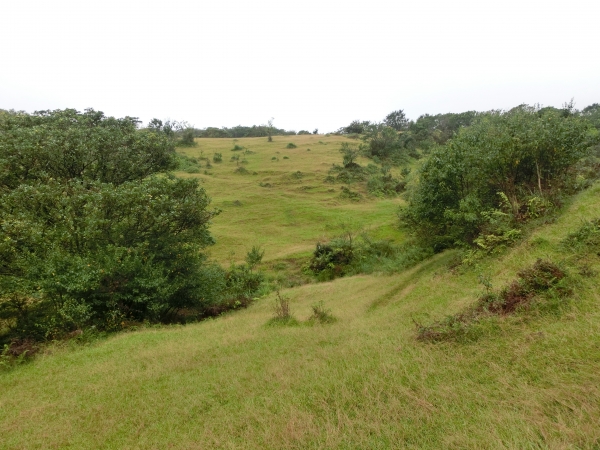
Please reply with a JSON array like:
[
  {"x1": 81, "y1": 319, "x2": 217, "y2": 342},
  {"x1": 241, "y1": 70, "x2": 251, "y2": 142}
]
[
  {"x1": 401, "y1": 105, "x2": 595, "y2": 249},
  {"x1": 0, "y1": 109, "x2": 226, "y2": 341}
]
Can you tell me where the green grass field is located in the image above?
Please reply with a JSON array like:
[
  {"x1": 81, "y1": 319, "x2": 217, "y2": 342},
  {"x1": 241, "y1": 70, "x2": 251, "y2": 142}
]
[
  {"x1": 177, "y1": 135, "x2": 406, "y2": 266},
  {"x1": 1, "y1": 138, "x2": 600, "y2": 449}
]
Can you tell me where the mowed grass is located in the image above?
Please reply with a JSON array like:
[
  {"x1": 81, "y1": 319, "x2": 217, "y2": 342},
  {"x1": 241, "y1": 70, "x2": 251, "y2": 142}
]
[
  {"x1": 1, "y1": 183, "x2": 600, "y2": 448},
  {"x1": 176, "y1": 135, "x2": 405, "y2": 264}
]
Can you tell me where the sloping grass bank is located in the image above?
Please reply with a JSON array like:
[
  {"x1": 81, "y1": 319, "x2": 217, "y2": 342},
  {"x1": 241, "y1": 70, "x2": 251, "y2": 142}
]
[{"x1": 1, "y1": 184, "x2": 599, "y2": 449}]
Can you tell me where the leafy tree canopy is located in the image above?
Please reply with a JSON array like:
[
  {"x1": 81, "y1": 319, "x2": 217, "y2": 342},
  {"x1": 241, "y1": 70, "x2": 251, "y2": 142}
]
[{"x1": 0, "y1": 109, "x2": 220, "y2": 340}]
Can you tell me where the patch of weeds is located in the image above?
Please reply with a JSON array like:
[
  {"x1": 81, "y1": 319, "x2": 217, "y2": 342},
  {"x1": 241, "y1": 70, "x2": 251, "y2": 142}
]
[
  {"x1": 306, "y1": 148, "x2": 311, "y2": 151},
  {"x1": 267, "y1": 291, "x2": 299, "y2": 326},
  {"x1": 271, "y1": 156, "x2": 278, "y2": 161},
  {"x1": 213, "y1": 153, "x2": 223, "y2": 163},
  {"x1": 234, "y1": 167, "x2": 250, "y2": 175},
  {"x1": 307, "y1": 301, "x2": 337, "y2": 324},
  {"x1": 561, "y1": 218, "x2": 600, "y2": 252},
  {"x1": 223, "y1": 200, "x2": 243, "y2": 207},
  {"x1": 579, "y1": 263, "x2": 598, "y2": 278},
  {"x1": 259, "y1": 182, "x2": 272, "y2": 188},
  {"x1": 283, "y1": 156, "x2": 289, "y2": 159},
  {"x1": 0, "y1": 340, "x2": 38, "y2": 371},
  {"x1": 416, "y1": 259, "x2": 570, "y2": 343},
  {"x1": 231, "y1": 145, "x2": 244, "y2": 151},
  {"x1": 286, "y1": 143, "x2": 297, "y2": 149},
  {"x1": 291, "y1": 171, "x2": 303, "y2": 179},
  {"x1": 339, "y1": 186, "x2": 362, "y2": 201}
]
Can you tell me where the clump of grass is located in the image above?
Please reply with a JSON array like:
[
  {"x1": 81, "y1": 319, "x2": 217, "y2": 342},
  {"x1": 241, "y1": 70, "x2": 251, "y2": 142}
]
[
  {"x1": 307, "y1": 301, "x2": 337, "y2": 324},
  {"x1": 234, "y1": 167, "x2": 249, "y2": 175},
  {"x1": 283, "y1": 156, "x2": 289, "y2": 159},
  {"x1": 213, "y1": 152, "x2": 222, "y2": 163},
  {"x1": 286, "y1": 143, "x2": 297, "y2": 149},
  {"x1": 416, "y1": 259, "x2": 570, "y2": 343},
  {"x1": 561, "y1": 218, "x2": 600, "y2": 252},
  {"x1": 339, "y1": 186, "x2": 362, "y2": 201},
  {"x1": 231, "y1": 145, "x2": 244, "y2": 151},
  {"x1": 267, "y1": 291, "x2": 298, "y2": 326}
]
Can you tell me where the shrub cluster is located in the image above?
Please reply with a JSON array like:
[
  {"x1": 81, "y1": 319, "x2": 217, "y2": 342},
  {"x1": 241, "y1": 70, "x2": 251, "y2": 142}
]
[
  {"x1": 416, "y1": 259, "x2": 569, "y2": 343},
  {"x1": 401, "y1": 105, "x2": 597, "y2": 250},
  {"x1": 307, "y1": 233, "x2": 432, "y2": 281},
  {"x1": 0, "y1": 109, "x2": 265, "y2": 343}
]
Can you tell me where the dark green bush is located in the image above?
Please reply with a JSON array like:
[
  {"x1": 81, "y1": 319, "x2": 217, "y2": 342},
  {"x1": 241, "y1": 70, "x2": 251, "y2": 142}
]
[{"x1": 402, "y1": 105, "x2": 595, "y2": 249}]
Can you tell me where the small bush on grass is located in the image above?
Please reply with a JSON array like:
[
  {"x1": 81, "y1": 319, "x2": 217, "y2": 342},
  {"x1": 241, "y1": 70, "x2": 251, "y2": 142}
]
[
  {"x1": 307, "y1": 301, "x2": 337, "y2": 324},
  {"x1": 286, "y1": 143, "x2": 297, "y2": 149},
  {"x1": 231, "y1": 145, "x2": 244, "y2": 151},
  {"x1": 561, "y1": 218, "x2": 600, "y2": 252},
  {"x1": 339, "y1": 186, "x2": 362, "y2": 201},
  {"x1": 267, "y1": 291, "x2": 299, "y2": 326},
  {"x1": 213, "y1": 153, "x2": 223, "y2": 163},
  {"x1": 415, "y1": 259, "x2": 570, "y2": 343}
]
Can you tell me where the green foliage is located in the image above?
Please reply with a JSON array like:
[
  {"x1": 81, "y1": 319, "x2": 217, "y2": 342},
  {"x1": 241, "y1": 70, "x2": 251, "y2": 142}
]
[
  {"x1": 213, "y1": 152, "x2": 223, "y2": 163},
  {"x1": 384, "y1": 109, "x2": 409, "y2": 131},
  {"x1": 286, "y1": 143, "x2": 297, "y2": 149},
  {"x1": 0, "y1": 109, "x2": 177, "y2": 188},
  {"x1": 417, "y1": 259, "x2": 569, "y2": 343},
  {"x1": 245, "y1": 246, "x2": 265, "y2": 269},
  {"x1": 339, "y1": 186, "x2": 362, "y2": 201},
  {"x1": 561, "y1": 218, "x2": 600, "y2": 252},
  {"x1": 0, "y1": 109, "x2": 223, "y2": 341},
  {"x1": 360, "y1": 123, "x2": 411, "y2": 164},
  {"x1": 366, "y1": 165, "x2": 406, "y2": 197},
  {"x1": 339, "y1": 142, "x2": 360, "y2": 168},
  {"x1": 267, "y1": 290, "x2": 298, "y2": 326},
  {"x1": 402, "y1": 105, "x2": 595, "y2": 249},
  {"x1": 308, "y1": 237, "x2": 355, "y2": 280},
  {"x1": 409, "y1": 110, "x2": 479, "y2": 150},
  {"x1": 176, "y1": 127, "x2": 197, "y2": 147},
  {"x1": 338, "y1": 120, "x2": 371, "y2": 135},
  {"x1": 307, "y1": 301, "x2": 337, "y2": 324}
]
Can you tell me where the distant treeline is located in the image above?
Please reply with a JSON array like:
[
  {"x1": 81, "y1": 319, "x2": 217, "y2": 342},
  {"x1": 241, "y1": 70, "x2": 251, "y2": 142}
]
[
  {"x1": 335, "y1": 103, "x2": 600, "y2": 150},
  {"x1": 193, "y1": 125, "x2": 317, "y2": 138}
]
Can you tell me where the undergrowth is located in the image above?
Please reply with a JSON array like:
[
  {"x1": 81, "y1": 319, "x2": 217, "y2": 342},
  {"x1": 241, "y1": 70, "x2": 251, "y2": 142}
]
[{"x1": 416, "y1": 259, "x2": 571, "y2": 343}]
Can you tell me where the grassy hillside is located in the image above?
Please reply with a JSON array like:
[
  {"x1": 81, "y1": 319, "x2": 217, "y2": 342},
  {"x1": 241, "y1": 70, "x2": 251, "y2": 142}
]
[
  {"x1": 176, "y1": 135, "x2": 406, "y2": 266},
  {"x1": 1, "y1": 172, "x2": 599, "y2": 448}
]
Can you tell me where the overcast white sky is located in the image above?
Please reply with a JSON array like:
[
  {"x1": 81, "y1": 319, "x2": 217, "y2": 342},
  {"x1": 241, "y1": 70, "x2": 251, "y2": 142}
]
[{"x1": 1, "y1": 0, "x2": 598, "y2": 132}]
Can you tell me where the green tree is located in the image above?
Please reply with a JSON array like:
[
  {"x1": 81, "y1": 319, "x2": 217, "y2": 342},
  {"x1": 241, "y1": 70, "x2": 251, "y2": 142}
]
[
  {"x1": 0, "y1": 109, "x2": 219, "y2": 338},
  {"x1": 401, "y1": 105, "x2": 594, "y2": 248},
  {"x1": 384, "y1": 109, "x2": 409, "y2": 131}
]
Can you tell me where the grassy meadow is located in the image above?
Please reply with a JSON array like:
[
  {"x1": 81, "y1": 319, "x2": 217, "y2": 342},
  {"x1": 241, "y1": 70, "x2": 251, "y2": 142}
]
[
  {"x1": 1, "y1": 135, "x2": 600, "y2": 448},
  {"x1": 176, "y1": 135, "x2": 405, "y2": 266}
]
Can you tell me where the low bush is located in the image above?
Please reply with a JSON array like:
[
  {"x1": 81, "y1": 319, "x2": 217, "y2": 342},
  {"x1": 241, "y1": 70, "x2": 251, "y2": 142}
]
[
  {"x1": 307, "y1": 301, "x2": 337, "y2": 324},
  {"x1": 286, "y1": 143, "x2": 297, "y2": 149},
  {"x1": 416, "y1": 259, "x2": 569, "y2": 343},
  {"x1": 267, "y1": 291, "x2": 298, "y2": 326}
]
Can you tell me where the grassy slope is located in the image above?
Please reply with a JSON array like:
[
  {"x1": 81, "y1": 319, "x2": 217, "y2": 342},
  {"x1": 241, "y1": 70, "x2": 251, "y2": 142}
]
[
  {"x1": 177, "y1": 135, "x2": 405, "y2": 265},
  {"x1": 1, "y1": 143, "x2": 600, "y2": 448}
]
